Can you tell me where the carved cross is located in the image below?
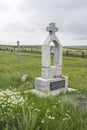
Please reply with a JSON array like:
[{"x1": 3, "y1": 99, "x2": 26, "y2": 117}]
[{"x1": 46, "y1": 23, "x2": 58, "y2": 35}]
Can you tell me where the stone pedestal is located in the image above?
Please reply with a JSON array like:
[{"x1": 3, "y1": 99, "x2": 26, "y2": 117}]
[
  {"x1": 34, "y1": 23, "x2": 69, "y2": 96},
  {"x1": 35, "y1": 76, "x2": 68, "y2": 95}
]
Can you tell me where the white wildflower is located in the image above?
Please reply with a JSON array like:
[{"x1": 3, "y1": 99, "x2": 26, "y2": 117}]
[
  {"x1": 57, "y1": 100, "x2": 61, "y2": 103},
  {"x1": 34, "y1": 108, "x2": 40, "y2": 112},
  {"x1": 46, "y1": 109, "x2": 50, "y2": 113},
  {"x1": 31, "y1": 102, "x2": 34, "y2": 105},
  {"x1": 53, "y1": 105, "x2": 56, "y2": 108},
  {"x1": 63, "y1": 118, "x2": 68, "y2": 121},
  {"x1": 0, "y1": 89, "x2": 26, "y2": 117},
  {"x1": 48, "y1": 115, "x2": 55, "y2": 120},
  {"x1": 41, "y1": 119, "x2": 44, "y2": 123}
]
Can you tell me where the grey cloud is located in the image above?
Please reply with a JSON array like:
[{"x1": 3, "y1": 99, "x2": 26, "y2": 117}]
[
  {"x1": 23, "y1": 0, "x2": 87, "y2": 11},
  {"x1": 0, "y1": 0, "x2": 87, "y2": 45},
  {"x1": 3, "y1": 23, "x2": 24, "y2": 33},
  {"x1": 67, "y1": 24, "x2": 87, "y2": 36},
  {"x1": 3, "y1": 21, "x2": 41, "y2": 35},
  {"x1": 0, "y1": 3, "x2": 8, "y2": 11},
  {"x1": 0, "y1": 2, "x2": 13, "y2": 11},
  {"x1": 74, "y1": 36, "x2": 87, "y2": 40},
  {"x1": 13, "y1": 0, "x2": 87, "y2": 42}
]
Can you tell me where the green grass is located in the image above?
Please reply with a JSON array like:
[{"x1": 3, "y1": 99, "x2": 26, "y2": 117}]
[
  {"x1": 63, "y1": 57, "x2": 87, "y2": 90},
  {"x1": 1, "y1": 90, "x2": 87, "y2": 130},
  {"x1": 0, "y1": 50, "x2": 87, "y2": 90},
  {"x1": 2, "y1": 91, "x2": 87, "y2": 130},
  {"x1": 0, "y1": 50, "x2": 87, "y2": 130},
  {"x1": 25, "y1": 92, "x2": 87, "y2": 130},
  {"x1": 0, "y1": 51, "x2": 41, "y2": 88}
]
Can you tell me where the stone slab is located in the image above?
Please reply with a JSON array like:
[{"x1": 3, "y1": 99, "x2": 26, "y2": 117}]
[
  {"x1": 35, "y1": 76, "x2": 68, "y2": 95},
  {"x1": 67, "y1": 88, "x2": 77, "y2": 92},
  {"x1": 50, "y1": 80, "x2": 65, "y2": 90}
]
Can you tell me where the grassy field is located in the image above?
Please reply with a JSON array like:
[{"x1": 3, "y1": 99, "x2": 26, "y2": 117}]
[
  {"x1": 0, "y1": 50, "x2": 87, "y2": 90},
  {"x1": 0, "y1": 50, "x2": 87, "y2": 130}
]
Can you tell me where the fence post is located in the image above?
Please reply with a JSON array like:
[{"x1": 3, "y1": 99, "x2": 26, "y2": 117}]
[
  {"x1": 31, "y1": 48, "x2": 32, "y2": 53},
  {"x1": 82, "y1": 51, "x2": 84, "y2": 58},
  {"x1": 66, "y1": 50, "x2": 69, "y2": 56},
  {"x1": 17, "y1": 41, "x2": 22, "y2": 77}
]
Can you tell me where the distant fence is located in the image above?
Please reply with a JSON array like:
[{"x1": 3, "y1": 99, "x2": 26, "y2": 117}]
[
  {"x1": 63, "y1": 50, "x2": 87, "y2": 58},
  {"x1": 0, "y1": 46, "x2": 42, "y2": 54},
  {"x1": 0, "y1": 46, "x2": 87, "y2": 58}
]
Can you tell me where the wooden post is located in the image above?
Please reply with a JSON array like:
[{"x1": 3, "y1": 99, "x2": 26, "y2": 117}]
[
  {"x1": 66, "y1": 50, "x2": 69, "y2": 56},
  {"x1": 31, "y1": 48, "x2": 32, "y2": 53},
  {"x1": 17, "y1": 41, "x2": 22, "y2": 77},
  {"x1": 82, "y1": 51, "x2": 84, "y2": 58}
]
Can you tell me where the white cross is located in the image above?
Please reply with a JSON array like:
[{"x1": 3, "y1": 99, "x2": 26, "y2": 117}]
[{"x1": 46, "y1": 23, "x2": 58, "y2": 35}]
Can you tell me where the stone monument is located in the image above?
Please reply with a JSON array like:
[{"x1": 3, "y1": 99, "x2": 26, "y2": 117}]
[{"x1": 35, "y1": 23, "x2": 68, "y2": 95}]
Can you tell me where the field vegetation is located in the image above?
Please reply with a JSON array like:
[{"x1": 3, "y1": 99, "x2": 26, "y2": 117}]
[{"x1": 0, "y1": 49, "x2": 87, "y2": 130}]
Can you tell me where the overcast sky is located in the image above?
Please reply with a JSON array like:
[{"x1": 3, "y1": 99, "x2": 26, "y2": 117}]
[{"x1": 0, "y1": 0, "x2": 87, "y2": 46}]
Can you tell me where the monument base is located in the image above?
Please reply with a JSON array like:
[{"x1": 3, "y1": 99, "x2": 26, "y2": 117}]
[
  {"x1": 30, "y1": 87, "x2": 77, "y2": 97},
  {"x1": 35, "y1": 76, "x2": 68, "y2": 95}
]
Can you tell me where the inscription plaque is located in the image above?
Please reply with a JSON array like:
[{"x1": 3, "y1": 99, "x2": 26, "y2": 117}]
[{"x1": 50, "y1": 80, "x2": 65, "y2": 91}]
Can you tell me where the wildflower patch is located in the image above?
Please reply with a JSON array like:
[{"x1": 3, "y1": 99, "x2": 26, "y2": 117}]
[{"x1": 0, "y1": 89, "x2": 27, "y2": 119}]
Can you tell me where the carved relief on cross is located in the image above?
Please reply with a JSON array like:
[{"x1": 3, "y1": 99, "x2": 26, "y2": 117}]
[{"x1": 46, "y1": 23, "x2": 58, "y2": 35}]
